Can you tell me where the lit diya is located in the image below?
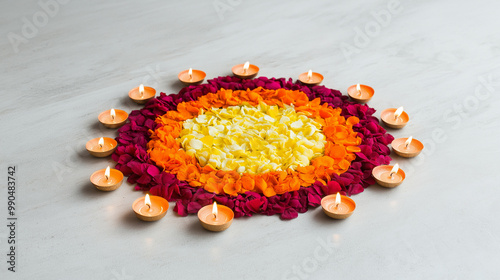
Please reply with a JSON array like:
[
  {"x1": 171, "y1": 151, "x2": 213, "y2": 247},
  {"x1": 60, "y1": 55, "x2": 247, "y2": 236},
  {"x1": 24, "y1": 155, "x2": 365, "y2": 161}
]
[
  {"x1": 128, "y1": 84, "x2": 156, "y2": 104},
  {"x1": 232, "y1": 61, "x2": 259, "y2": 79},
  {"x1": 321, "y1": 192, "x2": 356, "y2": 219},
  {"x1": 298, "y1": 70, "x2": 323, "y2": 85},
  {"x1": 86, "y1": 137, "x2": 117, "y2": 157},
  {"x1": 372, "y1": 163, "x2": 406, "y2": 188},
  {"x1": 90, "y1": 166, "x2": 123, "y2": 191},
  {"x1": 198, "y1": 202, "x2": 234, "y2": 232},
  {"x1": 178, "y1": 68, "x2": 206, "y2": 85},
  {"x1": 132, "y1": 194, "x2": 169, "y2": 222},
  {"x1": 381, "y1": 106, "x2": 409, "y2": 129},
  {"x1": 98, "y1": 108, "x2": 128, "y2": 128},
  {"x1": 347, "y1": 83, "x2": 374, "y2": 103},
  {"x1": 391, "y1": 136, "x2": 424, "y2": 158}
]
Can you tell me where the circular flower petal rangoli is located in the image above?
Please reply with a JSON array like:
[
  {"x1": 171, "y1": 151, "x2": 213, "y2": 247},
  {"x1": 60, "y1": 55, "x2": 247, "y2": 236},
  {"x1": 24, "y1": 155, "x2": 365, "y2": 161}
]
[{"x1": 112, "y1": 76, "x2": 394, "y2": 219}]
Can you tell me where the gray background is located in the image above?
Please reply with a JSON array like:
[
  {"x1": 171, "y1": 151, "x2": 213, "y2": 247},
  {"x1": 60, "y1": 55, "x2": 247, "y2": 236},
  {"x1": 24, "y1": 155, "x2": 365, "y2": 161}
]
[{"x1": 1, "y1": 0, "x2": 499, "y2": 279}]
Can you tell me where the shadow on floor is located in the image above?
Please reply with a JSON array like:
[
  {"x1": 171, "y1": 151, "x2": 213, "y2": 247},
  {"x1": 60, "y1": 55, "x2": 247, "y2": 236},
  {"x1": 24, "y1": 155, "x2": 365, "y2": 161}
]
[
  {"x1": 79, "y1": 181, "x2": 115, "y2": 199},
  {"x1": 312, "y1": 208, "x2": 347, "y2": 225}
]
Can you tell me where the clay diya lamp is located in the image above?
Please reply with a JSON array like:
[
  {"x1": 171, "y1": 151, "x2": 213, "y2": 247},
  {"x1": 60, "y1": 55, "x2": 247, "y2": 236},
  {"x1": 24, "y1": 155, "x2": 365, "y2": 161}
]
[
  {"x1": 86, "y1": 137, "x2": 117, "y2": 157},
  {"x1": 347, "y1": 83, "x2": 374, "y2": 103},
  {"x1": 372, "y1": 163, "x2": 406, "y2": 188},
  {"x1": 198, "y1": 202, "x2": 234, "y2": 232},
  {"x1": 381, "y1": 106, "x2": 409, "y2": 129},
  {"x1": 90, "y1": 166, "x2": 123, "y2": 191},
  {"x1": 232, "y1": 61, "x2": 259, "y2": 79},
  {"x1": 298, "y1": 70, "x2": 323, "y2": 85},
  {"x1": 178, "y1": 68, "x2": 206, "y2": 85},
  {"x1": 321, "y1": 192, "x2": 356, "y2": 219},
  {"x1": 391, "y1": 136, "x2": 424, "y2": 158},
  {"x1": 133, "y1": 194, "x2": 169, "y2": 222},
  {"x1": 98, "y1": 108, "x2": 128, "y2": 128},
  {"x1": 128, "y1": 84, "x2": 156, "y2": 104}
]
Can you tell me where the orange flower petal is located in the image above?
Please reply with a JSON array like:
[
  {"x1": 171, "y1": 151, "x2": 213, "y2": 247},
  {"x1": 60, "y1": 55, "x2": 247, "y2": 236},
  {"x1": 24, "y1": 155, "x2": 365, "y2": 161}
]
[
  {"x1": 329, "y1": 145, "x2": 347, "y2": 159},
  {"x1": 346, "y1": 146, "x2": 361, "y2": 153},
  {"x1": 241, "y1": 175, "x2": 255, "y2": 192},
  {"x1": 347, "y1": 116, "x2": 360, "y2": 126}
]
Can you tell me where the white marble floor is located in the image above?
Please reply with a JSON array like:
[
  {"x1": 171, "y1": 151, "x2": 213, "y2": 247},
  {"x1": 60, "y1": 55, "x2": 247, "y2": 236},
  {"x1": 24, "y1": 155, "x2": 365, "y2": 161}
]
[{"x1": 1, "y1": 0, "x2": 500, "y2": 279}]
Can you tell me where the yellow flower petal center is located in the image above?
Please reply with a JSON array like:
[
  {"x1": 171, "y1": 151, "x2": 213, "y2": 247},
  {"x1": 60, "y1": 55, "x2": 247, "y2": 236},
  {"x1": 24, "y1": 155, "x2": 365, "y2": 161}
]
[{"x1": 179, "y1": 103, "x2": 326, "y2": 174}]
